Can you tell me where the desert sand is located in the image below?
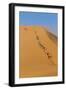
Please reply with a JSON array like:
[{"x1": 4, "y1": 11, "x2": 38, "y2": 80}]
[{"x1": 19, "y1": 26, "x2": 58, "y2": 78}]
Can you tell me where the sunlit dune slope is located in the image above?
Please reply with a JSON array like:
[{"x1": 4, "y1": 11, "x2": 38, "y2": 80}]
[{"x1": 19, "y1": 26, "x2": 58, "y2": 78}]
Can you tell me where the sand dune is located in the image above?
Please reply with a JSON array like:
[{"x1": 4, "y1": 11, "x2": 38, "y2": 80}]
[{"x1": 19, "y1": 26, "x2": 58, "y2": 78}]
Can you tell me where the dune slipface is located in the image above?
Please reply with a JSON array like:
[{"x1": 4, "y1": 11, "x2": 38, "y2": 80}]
[{"x1": 19, "y1": 26, "x2": 58, "y2": 78}]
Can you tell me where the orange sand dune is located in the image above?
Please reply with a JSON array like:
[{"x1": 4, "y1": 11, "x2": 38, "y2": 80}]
[{"x1": 19, "y1": 26, "x2": 58, "y2": 78}]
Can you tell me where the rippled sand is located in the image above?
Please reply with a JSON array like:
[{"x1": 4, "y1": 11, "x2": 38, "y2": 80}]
[{"x1": 19, "y1": 26, "x2": 58, "y2": 78}]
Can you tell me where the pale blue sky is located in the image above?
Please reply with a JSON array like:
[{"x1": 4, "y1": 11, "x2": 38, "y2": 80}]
[{"x1": 19, "y1": 11, "x2": 58, "y2": 36}]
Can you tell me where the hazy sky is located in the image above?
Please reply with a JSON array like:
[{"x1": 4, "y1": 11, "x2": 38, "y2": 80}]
[{"x1": 19, "y1": 11, "x2": 58, "y2": 36}]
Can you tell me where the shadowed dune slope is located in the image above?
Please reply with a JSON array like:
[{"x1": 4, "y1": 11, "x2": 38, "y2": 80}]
[{"x1": 19, "y1": 26, "x2": 58, "y2": 78}]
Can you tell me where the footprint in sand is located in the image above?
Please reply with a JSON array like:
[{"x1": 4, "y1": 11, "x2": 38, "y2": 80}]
[{"x1": 34, "y1": 30, "x2": 56, "y2": 66}]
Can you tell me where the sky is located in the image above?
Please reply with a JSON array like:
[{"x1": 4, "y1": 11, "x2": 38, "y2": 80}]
[{"x1": 19, "y1": 11, "x2": 58, "y2": 36}]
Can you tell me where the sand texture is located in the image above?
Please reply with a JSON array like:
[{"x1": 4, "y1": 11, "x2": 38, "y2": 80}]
[{"x1": 19, "y1": 26, "x2": 58, "y2": 78}]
